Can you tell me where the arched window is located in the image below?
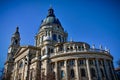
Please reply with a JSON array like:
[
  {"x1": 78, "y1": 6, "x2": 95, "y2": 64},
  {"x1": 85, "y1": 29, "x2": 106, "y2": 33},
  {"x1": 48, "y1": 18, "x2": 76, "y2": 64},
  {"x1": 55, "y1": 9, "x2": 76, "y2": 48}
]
[
  {"x1": 61, "y1": 70, "x2": 65, "y2": 78},
  {"x1": 46, "y1": 31, "x2": 47, "y2": 36},
  {"x1": 15, "y1": 40, "x2": 18, "y2": 44},
  {"x1": 100, "y1": 68, "x2": 105, "y2": 77},
  {"x1": 58, "y1": 35, "x2": 61, "y2": 42},
  {"x1": 52, "y1": 34, "x2": 57, "y2": 41},
  {"x1": 19, "y1": 61, "x2": 23, "y2": 68},
  {"x1": 62, "y1": 37, "x2": 64, "y2": 42},
  {"x1": 51, "y1": 49, "x2": 54, "y2": 53},
  {"x1": 67, "y1": 47, "x2": 69, "y2": 52},
  {"x1": 80, "y1": 68, "x2": 86, "y2": 77},
  {"x1": 70, "y1": 69, "x2": 75, "y2": 78},
  {"x1": 78, "y1": 46, "x2": 81, "y2": 50},
  {"x1": 70, "y1": 47, "x2": 73, "y2": 50},
  {"x1": 90, "y1": 68, "x2": 96, "y2": 78},
  {"x1": 48, "y1": 48, "x2": 50, "y2": 54}
]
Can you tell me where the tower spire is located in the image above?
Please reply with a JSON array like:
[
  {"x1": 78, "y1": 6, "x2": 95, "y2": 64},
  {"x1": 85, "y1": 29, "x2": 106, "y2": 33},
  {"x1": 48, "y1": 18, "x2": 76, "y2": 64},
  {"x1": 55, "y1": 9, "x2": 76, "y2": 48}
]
[
  {"x1": 16, "y1": 26, "x2": 19, "y2": 33},
  {"x1": 11, "y1": 26, "x2": 20, "y2": 46}
]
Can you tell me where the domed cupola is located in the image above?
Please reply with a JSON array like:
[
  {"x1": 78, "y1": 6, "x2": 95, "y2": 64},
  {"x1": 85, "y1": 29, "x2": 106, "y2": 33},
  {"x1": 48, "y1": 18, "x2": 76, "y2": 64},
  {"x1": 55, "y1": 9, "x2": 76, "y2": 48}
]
[
  {"x1": 36, "y1": 7, "x2": 68, "y2": 47},
  {"x1": 40, "y1": 7, "x2": 62, "y2": 30},
  {"x1": 47, "y1": 7, "x2": 55, "y2": 17}
]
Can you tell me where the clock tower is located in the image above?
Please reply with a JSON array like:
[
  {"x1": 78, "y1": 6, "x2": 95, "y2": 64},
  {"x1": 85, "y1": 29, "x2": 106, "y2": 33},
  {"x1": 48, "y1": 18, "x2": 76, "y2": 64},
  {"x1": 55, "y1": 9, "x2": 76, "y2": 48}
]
[{"x1": 4, "y1": 27, "x2": 21, "y2": 79}]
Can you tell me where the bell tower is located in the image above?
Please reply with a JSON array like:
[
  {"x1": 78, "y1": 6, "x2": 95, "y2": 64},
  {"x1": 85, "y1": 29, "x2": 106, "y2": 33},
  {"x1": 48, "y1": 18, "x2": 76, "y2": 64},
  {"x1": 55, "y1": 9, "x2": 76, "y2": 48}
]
[
  {"x1": 4, "y1": 27, "x2": 21, "y2": 79},
  {"x1": 7, "y1": 27, "x2": 20, "y2": 61}
]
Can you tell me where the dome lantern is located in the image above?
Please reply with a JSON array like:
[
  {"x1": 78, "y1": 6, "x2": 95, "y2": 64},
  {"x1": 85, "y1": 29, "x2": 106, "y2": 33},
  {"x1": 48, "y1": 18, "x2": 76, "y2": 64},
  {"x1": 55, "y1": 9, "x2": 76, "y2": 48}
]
[{"x1": 47, "y1": 7, "x2": 55, "y2": 17}]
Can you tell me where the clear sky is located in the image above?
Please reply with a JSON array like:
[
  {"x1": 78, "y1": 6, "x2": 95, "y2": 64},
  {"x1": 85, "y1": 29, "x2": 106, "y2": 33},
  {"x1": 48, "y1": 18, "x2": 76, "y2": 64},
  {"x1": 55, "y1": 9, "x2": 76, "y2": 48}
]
[{"x1": 0, "y1": 0, "x2": 120, "y2": 69}]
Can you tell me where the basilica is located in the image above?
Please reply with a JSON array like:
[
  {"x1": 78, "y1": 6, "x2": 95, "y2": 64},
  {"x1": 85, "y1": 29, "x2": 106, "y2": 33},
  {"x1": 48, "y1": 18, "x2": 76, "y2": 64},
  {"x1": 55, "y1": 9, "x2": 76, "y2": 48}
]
[{"x1": 4, "y1": 7, "x2": 118, "y2": 80}]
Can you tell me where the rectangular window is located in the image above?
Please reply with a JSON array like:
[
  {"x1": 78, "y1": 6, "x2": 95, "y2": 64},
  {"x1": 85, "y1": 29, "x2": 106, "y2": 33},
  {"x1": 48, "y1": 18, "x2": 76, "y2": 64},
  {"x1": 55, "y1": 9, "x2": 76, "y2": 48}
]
[
  {"x1": 59, "y1": 61, "x2": 64, "y2": 67},
  {"x1": 69, "y1": 59, "x2": 75, "y2": 66},
  {"x1": 89, "y1": 60, "x2": 94, "y2": 65},
  {"x1": 79, "y1": 59, "x2": 85, "y2": 65}
]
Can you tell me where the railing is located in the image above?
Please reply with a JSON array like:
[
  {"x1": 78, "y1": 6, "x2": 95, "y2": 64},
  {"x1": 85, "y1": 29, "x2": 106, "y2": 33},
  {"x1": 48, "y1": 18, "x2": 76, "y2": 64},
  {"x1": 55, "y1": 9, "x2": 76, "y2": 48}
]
[{"x1": 50, "y1": 48, "x2": 110, "y2": 57}]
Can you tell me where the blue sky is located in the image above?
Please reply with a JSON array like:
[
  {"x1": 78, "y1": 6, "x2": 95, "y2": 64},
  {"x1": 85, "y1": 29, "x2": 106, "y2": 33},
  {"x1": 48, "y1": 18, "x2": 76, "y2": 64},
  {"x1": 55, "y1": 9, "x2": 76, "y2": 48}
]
[{"x1": 0, "y1": 0, "x2": 120, "y2": 69}]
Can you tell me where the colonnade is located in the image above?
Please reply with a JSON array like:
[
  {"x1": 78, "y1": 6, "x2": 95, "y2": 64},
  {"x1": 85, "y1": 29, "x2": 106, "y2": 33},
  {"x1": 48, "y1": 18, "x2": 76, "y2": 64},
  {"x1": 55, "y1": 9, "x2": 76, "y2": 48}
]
[{"x1": 52, "y1": 58, "x2": 117, "y2": 80}]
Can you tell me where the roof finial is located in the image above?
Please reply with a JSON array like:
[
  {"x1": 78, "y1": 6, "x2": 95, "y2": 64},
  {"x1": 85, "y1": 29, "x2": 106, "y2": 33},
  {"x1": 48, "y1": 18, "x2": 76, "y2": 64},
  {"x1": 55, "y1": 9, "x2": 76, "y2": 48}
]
[
  {"x1": 99, "y1": 44, "x2": 102, "y2": 50},
  {"x1": 92, "y1": 44, "x2": 95, "y2": 49},
  {"x1": 16, "y1": 26, "x2": 19, "y2": 32},
  {"x1": 47, "y1": 5, "x2": 55, "y2": 17},
  {"x1": 70, "y1": 37, "x2": 73, "y2": 42},
  {"x1": 105, "y1": 46, "x2": 107, "y2": 51}
]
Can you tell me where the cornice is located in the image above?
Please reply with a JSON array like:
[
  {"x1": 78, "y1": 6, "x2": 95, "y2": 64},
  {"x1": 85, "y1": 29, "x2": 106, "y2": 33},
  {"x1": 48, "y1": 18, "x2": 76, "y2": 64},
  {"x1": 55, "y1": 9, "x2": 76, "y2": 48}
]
[{"x1": 50, "y1": 51, "x2": 113, "y2": 60}]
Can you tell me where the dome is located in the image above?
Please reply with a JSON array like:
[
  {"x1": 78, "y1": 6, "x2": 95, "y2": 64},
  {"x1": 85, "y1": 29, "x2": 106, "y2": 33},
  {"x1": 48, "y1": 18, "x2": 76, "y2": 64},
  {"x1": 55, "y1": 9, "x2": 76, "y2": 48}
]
[
  {"x1": 40, "y1": 7, "x2": 62, "y2": 29},
  {"x1": 41, "y1": 16, "x2": 61, "y2": 26}
]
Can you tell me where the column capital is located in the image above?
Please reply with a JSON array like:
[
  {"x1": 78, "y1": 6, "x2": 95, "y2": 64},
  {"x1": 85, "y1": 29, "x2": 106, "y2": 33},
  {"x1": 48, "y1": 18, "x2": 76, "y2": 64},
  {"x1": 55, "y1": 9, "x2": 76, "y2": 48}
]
[{"x1": 75, "y1": 58, "x2": 79, "y2": 60}]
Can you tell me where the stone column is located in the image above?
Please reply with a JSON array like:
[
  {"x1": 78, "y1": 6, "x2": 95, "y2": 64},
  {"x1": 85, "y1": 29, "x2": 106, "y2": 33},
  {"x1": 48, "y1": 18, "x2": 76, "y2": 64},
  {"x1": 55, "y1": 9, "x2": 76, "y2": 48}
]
[
  {"x1": 103, "y1": 59, "x2": 109, "y2": 80},
  {"x1": 55, "y1": 62, "x2": 58, "y2": 80},
  {"x1": 35, "y1": 51, "x2": 40, "y2": 80},
  {"x1": 75, "y1": 59, "x2": 79, "y2": 80},
  {"x1": 50, "y1": 31, "x2": 52, "y2": 38},
  {"x1": 45, "y1": 46, "x2": 48, "y2": 55},
  {"x1": 63, "y1": 45, "x2": 66, "y2": 53},
  {"x1": 14, "y1": 63, "x2": 17, "y2": 80},
  {"x1": 16, "y1": 62, "x2": 19, "y2": 80},
  {"x1": 26, "y1": 54, "x2": 30, "y2": 80},
  {"x1": 86, "y1": 58, "x2": 91, "y2": 80},
  {"x1": 76, "y1": 46, "x2": 78, "y2": 51},
  {"x1": 83, "y1": 44, "x2": 86, "y2": 51},
  {"x1": 22, "y1": 60, "x2": 26, "y2": 80},
  {"x1": 95, "y1": 58, "x2": 102, "y2": 80},
  {"x1": 40, "y1": 37, "x2": 42, "y2": 45},
  {"x1": 109, "y1": 61, "x2": 117, "y2": 80},
  {"x1": 65, "y1": 60, "x2": 68, "y2": 80}
]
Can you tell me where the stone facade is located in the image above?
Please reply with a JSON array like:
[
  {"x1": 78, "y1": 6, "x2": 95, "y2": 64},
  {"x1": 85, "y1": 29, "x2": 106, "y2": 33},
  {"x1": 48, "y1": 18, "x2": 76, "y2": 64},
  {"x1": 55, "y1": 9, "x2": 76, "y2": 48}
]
[{"x1": 4, "y1": 7, "x2": 118, "y2": 80}]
